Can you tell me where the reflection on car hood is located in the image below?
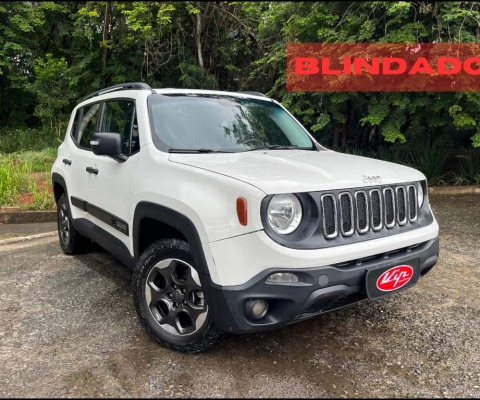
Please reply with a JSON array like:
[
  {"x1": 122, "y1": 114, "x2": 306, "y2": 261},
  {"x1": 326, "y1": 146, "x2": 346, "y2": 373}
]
[{"x1": 169, "y1": 149, "x2": 425, "y2": 194}]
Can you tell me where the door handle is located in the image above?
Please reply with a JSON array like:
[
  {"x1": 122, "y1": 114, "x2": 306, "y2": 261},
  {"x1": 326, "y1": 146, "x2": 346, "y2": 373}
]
[
  {"x1": 62, "y1": 159, "x2": 72, "y2": 165},
  {"x1": 86, "y1": 167, "x2": 99, "y2": 175}
]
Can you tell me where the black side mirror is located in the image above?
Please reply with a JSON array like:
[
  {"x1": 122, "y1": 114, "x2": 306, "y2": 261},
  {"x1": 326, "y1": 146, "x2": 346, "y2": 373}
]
[{"x1": 90, "y1": 132, "x2": 128, "y2": 162}]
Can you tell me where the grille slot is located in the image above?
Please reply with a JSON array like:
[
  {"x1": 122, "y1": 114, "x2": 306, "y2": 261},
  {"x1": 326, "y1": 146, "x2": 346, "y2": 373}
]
[
  {"x1": 396, "y1": 186, "x2": 407, "y2": 225},
  {"x1": 369, "y1": 189, "x2": 383, "y2": 231},
  {"x1": 383, "y1": 188, "x2": 395, "y2": 228},
  {"x1": 339, "y1": 192, "x2": 354, "y2": 236},
  {"x1": 321, "y1": 194, "x2": 338, "y2": 239},
  {"x1": 355, "y1": 191, "x2": 369, "y2": 234},
  {"x1": 407, "y1": 185, "x2": 418, "y2": 222}
]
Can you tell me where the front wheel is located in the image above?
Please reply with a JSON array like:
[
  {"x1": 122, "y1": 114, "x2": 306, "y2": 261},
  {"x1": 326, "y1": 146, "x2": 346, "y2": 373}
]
[{"x1": 133, "y1": 238, "x2": 226, "y2": 353}]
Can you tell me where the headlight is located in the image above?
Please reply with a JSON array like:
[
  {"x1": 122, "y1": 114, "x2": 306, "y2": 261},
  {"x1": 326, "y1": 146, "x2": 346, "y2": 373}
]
[
  {"x1": 417, "y1": 181, "x2": 425, "y2": 208},
  {"x1": 267, "y1": 194, "x2": 303, "y2": 235}
]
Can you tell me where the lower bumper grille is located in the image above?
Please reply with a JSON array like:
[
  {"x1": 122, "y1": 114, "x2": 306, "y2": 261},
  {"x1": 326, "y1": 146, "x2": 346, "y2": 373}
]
[{"x1": 297, "y1": 292, "x2": 368, "y2": 320}]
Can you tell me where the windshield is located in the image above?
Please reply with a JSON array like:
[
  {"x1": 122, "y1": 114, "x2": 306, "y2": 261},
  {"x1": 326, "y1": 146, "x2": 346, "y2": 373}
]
[{"x1": 148, "y1": 94, "x2": 317, "y2": 152}]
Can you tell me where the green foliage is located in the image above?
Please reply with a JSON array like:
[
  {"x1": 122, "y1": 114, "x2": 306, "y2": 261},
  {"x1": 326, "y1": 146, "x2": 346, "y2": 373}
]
[
  {"x1": 456, "y1": 149, "x2": 480, "y2": 184},
  {"x1": 0, "y1": 0, "x2": 480, "y2": 191},
  {"x1": 345, "y1": 147, "x2": 376, "y2": 158},
  {"x1": 407, "y1": 139, "x2": 450, "y2": 185},
  {"x1": 0, "y1": 160, "x2": 26, "y2": 206},
  {"x1": 0, "y1": 127, "x2": 59, "y2": 153},
  {"x1": 448, "y1": 172, "x2": 471, "y2": 186},
  {"x1": 251, "y1": 1, "x2": 480, "y2": 150},
  {"x1": 28, "y1": 54, "x2": 77, "y2": 137},
  {"x1": 375, "y1": 146, "x2": 406, "y2": 165},
  {"x1": 0, "y1": 150, "x2": 55, "y2": 209}
]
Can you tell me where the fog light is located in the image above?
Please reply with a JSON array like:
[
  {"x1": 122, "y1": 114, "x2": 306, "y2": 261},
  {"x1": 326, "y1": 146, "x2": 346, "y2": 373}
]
[
  {"x1": 245, "y1": 299, "x2": 268, "y2": 319},
  {"x1": 266, "y1": 272, "x2": 299, "y2": 284}
]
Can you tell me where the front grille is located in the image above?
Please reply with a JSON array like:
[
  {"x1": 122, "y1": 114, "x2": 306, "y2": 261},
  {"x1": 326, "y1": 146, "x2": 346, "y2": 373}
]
[{"x1": 320, "y1": 184, "x2": 420, "y2": 239}]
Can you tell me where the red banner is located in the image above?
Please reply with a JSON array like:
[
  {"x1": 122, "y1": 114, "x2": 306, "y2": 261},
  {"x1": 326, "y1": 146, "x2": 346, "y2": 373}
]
[{"x1": 286, "y1": 42, "x2": 480, "y2": 92}]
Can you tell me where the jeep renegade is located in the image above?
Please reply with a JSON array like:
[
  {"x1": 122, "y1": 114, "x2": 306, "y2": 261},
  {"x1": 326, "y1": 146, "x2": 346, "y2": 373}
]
[{"x1": 51, "y1": 82, "x2": 439, "y2": 353}]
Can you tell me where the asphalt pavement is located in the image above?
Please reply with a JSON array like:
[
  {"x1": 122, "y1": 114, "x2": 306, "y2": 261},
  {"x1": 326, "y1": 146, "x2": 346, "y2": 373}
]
[
  {"x1": 0, "y1": 195, "x2": 479, "y2": 398},
  {"x1": 0, "y1": 222, "x2": 57, "y2": 241}
]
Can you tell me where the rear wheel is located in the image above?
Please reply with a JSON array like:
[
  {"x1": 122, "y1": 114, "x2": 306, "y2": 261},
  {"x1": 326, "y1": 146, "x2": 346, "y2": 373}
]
[
  {"x1": 133, "y1": 238, "x2": 226, "y2": 353},
  {"x1": 57, "y1": 194, "x2": 90, "y2": 254}
]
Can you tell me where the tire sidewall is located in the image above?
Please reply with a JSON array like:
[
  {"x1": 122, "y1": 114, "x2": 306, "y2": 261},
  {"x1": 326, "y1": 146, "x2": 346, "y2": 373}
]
[
  {"x1": 133, "y1": 239, "x2": 217, "y2": 347},
  {"x1": 57, "y1": 195, "x2": 73, "y2": 253}
]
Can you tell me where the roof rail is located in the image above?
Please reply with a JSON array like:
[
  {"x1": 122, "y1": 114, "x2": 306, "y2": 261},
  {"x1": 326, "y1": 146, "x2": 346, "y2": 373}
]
[
  {"x1": 239, "y1": 91, "x2": 268, "y2": 98},
  {"x1": 80, "y1": 82, "x2": 152, "y2": 102}
]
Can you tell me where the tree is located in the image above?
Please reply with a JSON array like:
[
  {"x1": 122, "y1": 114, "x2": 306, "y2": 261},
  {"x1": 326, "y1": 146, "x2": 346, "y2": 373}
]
[{"x1": 28, "y1": 54, "x2": 78, "y2": 137}]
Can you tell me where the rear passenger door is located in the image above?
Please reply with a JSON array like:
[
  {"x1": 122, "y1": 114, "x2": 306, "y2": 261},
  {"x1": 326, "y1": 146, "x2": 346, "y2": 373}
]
[
  {"x1": 67, "y1": 102, "x2": 102, "y2": 221},
  {"x1": 81, "y1": 99, "x2": 140, "y2": 252}
]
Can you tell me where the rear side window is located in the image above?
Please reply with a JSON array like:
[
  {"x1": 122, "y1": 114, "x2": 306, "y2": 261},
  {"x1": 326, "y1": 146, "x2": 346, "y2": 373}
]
[
  {"x1": 99, "y1": 100, "x2": 139, "y2": 155},
  {"x1": 71, "y1": 103, "x2": 100, "y2": 150}
]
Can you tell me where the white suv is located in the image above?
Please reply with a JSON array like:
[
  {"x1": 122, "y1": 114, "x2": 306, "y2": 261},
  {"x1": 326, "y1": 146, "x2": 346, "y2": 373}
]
[{"x1": 51, "y1": 82, "x2": 439, "y2": 353}]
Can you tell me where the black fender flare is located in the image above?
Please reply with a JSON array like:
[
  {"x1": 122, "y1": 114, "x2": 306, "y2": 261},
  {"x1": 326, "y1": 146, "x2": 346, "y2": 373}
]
[
  {"x1": 51, "y1": 172, "x2": 68, "y2": 204},
  {"x1": 132, "y1": 201, "x2": 210, "y2": 277},
  {"x1": 132, "y1": 202, "x2": 225, "y2": 326}
]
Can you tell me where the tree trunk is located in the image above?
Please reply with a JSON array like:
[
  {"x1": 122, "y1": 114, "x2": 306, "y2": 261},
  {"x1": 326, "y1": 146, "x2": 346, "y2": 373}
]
[
  {"x1": 207, "y1": 3, "x2": 228, "y2": 75},
  {"x1": 332, "y1": 123, "x2": 341, "y2": 150},
  {"x1": 194, "y1": 8, "x2": 204, "y2": 69},
  {"x1": 368, "y1": 125, "x2": 377, "y2": 145},
  {"x1": 356, "y1": 125, "x2": 365, "y2": 149},
  {"x1": 101, "y1": 2, "x2": 111, "y2": 88}
]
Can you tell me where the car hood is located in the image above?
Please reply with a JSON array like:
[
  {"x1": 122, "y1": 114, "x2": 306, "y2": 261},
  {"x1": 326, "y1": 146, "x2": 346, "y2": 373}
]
[{"x1": 169, "y1": 150, "x2": 425, "y2": 194}]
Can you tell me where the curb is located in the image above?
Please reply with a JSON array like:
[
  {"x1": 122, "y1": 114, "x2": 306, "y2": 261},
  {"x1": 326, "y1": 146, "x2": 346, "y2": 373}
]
[
  {"x1": 429, "y1": 186, "x2": 480, "y2": 195},
  {"x1": 0, "y1": 210, "x2": 56, "y2": 224},
  {"x1": 0, "y1": 231, "x2": 56, "y2": 246}
]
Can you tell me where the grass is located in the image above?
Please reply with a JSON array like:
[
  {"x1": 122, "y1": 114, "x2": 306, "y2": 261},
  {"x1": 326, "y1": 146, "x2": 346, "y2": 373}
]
[
  {"x1": 0, "y1": 127, "x2": 60, "y2": 154},
  {"x1": 0, "y1": 148, "x2": 57, "y2": 210},
  {"x1": 375, "y1": 146, "x2": 407, "y2": 165},
  {"x1": 456, "y1": 149, "x2": 480, "y2": 184},
  {"x1": 405, "y1": 139, "x2": 450, "y2": 186}
]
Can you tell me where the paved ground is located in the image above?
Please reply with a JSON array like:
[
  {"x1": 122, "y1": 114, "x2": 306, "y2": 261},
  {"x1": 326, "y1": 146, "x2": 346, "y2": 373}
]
[
  {"x1": 0, "y1": 222, "x2": 56, "y2": 241},
  {"x1": 0, "y1": 195, "x2": 479, "y2": 398}
]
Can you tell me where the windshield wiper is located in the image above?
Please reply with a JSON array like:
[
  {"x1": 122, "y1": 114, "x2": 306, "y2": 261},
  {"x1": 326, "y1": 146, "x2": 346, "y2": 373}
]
[
  {"x1": 168, "y1": 148, "x2": 234, "y2": 153},
  {"x1": 244, "y1": 145, "x2": 300, "y2": 152}
]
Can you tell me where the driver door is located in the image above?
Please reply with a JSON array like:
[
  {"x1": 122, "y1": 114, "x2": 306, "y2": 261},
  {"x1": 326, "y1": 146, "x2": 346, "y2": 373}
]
[{"x1": 81, "y1": 99, "x2": 140, "y2": 253}]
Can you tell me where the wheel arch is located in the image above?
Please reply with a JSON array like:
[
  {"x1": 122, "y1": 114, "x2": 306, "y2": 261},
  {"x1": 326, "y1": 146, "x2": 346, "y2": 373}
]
[
  {"x1": 52, "y1": 173, "x2": 68, "y2": 204},
  {"x1": 132, "y1": 202, "x2": 210, "y2": 277}
]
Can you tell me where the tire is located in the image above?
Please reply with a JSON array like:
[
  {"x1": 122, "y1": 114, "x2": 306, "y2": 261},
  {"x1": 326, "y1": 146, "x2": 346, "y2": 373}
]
[
  {"x1": 57, "y1": 194, "x2": 90, "y2": 255},
  {"x1": 133, "y1": 238, "x2": 226, "y2": 354}
]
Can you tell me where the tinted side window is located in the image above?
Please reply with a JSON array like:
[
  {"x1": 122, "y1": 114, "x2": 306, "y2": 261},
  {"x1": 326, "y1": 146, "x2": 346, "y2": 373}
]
[
  {"x1": 73, "y1": 103, "x2": 100, "y2": 150},
  {"x1": 99, "y1": 100, "x2": 138, "y2": 155}
]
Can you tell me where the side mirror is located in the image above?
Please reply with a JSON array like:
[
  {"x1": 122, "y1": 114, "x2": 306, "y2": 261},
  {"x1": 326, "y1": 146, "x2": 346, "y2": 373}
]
[{"x1": 90, "y1": 132, "x2": 128, "y2": 162}]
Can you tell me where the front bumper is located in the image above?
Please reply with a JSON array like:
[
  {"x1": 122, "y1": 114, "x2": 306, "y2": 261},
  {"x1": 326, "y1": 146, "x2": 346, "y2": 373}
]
[{"x1": 207, "y1": 237, "x2": 439, "y2": 334}]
